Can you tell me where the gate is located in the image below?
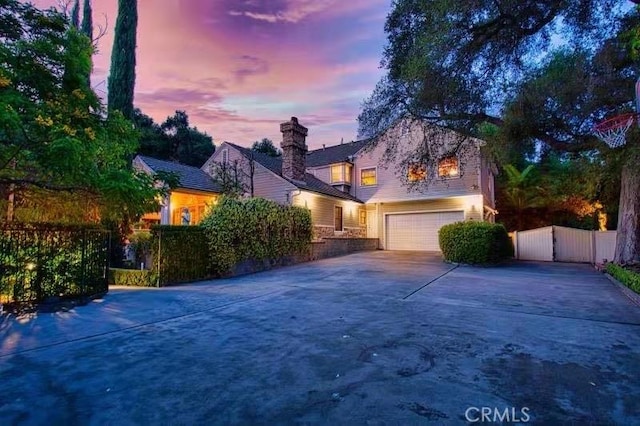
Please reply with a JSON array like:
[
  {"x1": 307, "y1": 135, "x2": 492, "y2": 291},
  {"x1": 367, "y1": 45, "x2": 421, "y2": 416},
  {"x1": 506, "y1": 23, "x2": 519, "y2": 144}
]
[{"x1": 512, "y1": 226, "x2": 616, "y2": 264}]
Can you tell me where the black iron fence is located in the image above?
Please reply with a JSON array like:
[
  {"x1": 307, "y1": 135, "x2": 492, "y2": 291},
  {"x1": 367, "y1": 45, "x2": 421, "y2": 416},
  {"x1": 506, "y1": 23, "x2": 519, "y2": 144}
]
[{"x1": 0, "y1": 223, "x2": 110, "y2": 306}]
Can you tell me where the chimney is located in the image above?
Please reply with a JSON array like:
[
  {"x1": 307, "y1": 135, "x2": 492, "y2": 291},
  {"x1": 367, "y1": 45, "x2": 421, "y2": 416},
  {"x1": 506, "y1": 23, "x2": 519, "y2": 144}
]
[{"x1": 280, "y1": 117, "x2": 308, "y2": 182}]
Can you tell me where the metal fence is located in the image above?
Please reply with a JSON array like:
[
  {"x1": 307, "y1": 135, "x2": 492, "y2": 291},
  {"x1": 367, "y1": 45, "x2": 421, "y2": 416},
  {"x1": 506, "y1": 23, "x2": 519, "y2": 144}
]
[{"x1": 0, "y1": 224, "x2": 110, "y2": 306}]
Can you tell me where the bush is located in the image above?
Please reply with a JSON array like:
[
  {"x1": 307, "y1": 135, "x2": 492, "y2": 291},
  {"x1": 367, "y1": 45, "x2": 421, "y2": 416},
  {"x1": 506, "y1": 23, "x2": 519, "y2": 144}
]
[
  {"x1": 439, "y1": 221, "x2": 514, "y2": 264},
  {"x1": 150, "y1": 226, "x2": 211, "y2": 285},
  {"x1": 128, "y1": 231, "x2": 152, "y2": 266},
  {"x1": 201, "y1": 196, "x2": 312, "y2": 275},
  {"x1": 108, "y1": 268, "x2": 155, "y2": 287},
  {"x1": 606, "y1": 263, "x2": 640, "y2": 294}
]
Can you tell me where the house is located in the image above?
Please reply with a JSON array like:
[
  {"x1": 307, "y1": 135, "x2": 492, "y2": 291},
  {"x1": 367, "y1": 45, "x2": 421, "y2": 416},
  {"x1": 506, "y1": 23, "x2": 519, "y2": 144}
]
[
  {"x1": 134, "y1": 155, "x2": 221, "y2": 226},
  {"x1": 202, "y1": 117, "x2": 496, "y2": 251}
]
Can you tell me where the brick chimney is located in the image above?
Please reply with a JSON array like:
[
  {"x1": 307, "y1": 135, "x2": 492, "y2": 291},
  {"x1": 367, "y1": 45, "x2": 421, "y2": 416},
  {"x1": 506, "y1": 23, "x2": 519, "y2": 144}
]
[{"x1": 280, "y1": 117, "x2": 308, "y2": 182}]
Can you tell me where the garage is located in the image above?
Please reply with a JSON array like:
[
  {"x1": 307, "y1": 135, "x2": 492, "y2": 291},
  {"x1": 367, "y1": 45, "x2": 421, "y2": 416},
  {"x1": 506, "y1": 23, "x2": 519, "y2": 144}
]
[{"x1": 385, "y1": 211, "x2": 464, "y2": 251}]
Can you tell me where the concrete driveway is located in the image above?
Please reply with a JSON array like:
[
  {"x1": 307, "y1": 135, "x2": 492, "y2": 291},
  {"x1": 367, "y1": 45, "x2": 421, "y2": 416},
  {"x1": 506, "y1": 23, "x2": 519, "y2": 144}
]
[{"x1": 1, "y1": 251, "x2": 639, "y2": 425}]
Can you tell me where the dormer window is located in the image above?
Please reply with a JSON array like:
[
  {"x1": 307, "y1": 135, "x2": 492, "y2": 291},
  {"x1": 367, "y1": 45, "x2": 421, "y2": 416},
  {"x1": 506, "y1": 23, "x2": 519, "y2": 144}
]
[
  {"x1": 330, "y1": 163, "x2": 352, "y2": 184},
  {"x1": 408, "y1": 163, "x2": 427, "y2": 182},
  {"x1": 438, "y1": 156, "x2": 459, "y2": 178}
]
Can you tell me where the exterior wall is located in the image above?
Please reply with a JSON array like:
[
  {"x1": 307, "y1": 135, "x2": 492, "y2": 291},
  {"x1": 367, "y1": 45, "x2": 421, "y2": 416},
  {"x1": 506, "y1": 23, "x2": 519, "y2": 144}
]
[
  {"x1": 368, "y1": 195, "x2": 484, "y2": 249},
  {"x1": 352, "y1": 134, "x2": 482, "y2": 204},
  {"x1": 292, "y1": 190, "x2": 365, "y2": 240},
  {"x1": 203, "y1": 143, "x2": 297, "y2": 205},
  {"x1": 307, "y1": 166, "x2": 331, "y2": 183}
]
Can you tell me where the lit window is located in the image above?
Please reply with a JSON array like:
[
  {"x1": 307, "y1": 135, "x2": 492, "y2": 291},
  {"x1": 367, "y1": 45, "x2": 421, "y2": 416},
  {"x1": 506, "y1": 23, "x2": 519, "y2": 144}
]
[
  {"x1": 360, "y1": 167, "x2": 377, "y2": 186},
  {"x1": 408, "y1": 163, "x2": 426, "y2": 182},
  {"x1": 345, "y1": 163, "x2": 352, "y2": 184},
  {"x1": 334, "y1": 206, "x2": 343, "y2": 231},
  {"x1": 438, "y1": 156, "x2": 459, "y2": 177},
  {"x1": 331, "y1": 165, "x2": 343, "y2": 183},
  {"x1": 359, "y1": 210, "x2": 366, "y2": 226}
]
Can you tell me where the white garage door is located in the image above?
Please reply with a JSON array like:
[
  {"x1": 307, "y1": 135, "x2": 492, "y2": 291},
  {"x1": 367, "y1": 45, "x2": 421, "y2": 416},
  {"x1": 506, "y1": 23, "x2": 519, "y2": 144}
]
[{"x1": 386, "y1": 211, "x2": 464, "y2": 251}]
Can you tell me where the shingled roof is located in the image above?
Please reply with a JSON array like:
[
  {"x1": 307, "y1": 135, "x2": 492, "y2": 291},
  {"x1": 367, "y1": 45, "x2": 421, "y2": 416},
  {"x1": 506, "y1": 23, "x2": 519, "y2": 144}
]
[
  {"x1": 137, "y1": 155, "x2": 221, "y2": 193},
  {"x1": 226, "y1": 143, "x2": 363, "y2": 203},
  {"x1": 306, "y1": 138, "x2": 371, "y2": 168}
]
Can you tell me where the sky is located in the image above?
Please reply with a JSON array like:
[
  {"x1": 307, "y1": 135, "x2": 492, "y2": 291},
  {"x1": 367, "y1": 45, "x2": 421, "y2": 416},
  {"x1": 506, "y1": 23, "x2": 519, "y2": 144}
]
[{"x1": 31, "y1": 0, "x2": 390, "y2": 149}]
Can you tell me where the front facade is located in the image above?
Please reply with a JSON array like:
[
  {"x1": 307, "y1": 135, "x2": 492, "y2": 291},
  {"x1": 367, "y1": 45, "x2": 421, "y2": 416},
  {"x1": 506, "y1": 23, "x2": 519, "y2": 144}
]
[{"x1": 202, "y1": 117, "x2": 496, "y2": 251}]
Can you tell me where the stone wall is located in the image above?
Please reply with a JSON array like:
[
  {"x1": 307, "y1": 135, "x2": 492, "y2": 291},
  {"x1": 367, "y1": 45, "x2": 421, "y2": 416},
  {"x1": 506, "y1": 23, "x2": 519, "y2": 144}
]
[
  {"x1": 313, "y1": 225, "x2": 367, "y2": 240},
  {"x1": 313, "y1": 225, "x2": 335, "y2": 240}
]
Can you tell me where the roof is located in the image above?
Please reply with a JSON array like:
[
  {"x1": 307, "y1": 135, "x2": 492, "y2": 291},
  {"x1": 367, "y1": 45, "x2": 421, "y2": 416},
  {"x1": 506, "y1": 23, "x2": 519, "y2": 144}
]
[
  {"x1": 306, "y1": 138, "x2": 371, "y2": 168},
  {"x1": 137, "y1": 155, "x2": 221, "y2": 193},
  {"x1": 225, "y1": 143, "x2": 363, "y2": 203}
]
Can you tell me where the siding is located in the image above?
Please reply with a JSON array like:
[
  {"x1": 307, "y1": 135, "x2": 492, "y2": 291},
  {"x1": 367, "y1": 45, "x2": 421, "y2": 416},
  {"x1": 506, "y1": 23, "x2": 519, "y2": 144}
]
[
  {"x1": 351, "y1": 124, "x2": 483, "y2": 203},
  {"x1": 308, "y1": 166, "x2": 331, "y2": 183},
  {"x1": 371, "y1": 196, "x2": 483, "y2": 248},
  {"x1": 203, "y1": 142, "x2": 296, "y2": 205},
  {"x1": 293, "y1": 191, "x2": 362, "y2": 229}
]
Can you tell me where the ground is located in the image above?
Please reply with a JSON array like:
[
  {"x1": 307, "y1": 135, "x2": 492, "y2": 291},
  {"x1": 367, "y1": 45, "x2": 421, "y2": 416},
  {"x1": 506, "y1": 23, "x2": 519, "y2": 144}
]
[{"x1": 1, "y1": 252, "x2": 639, "y2": 424}]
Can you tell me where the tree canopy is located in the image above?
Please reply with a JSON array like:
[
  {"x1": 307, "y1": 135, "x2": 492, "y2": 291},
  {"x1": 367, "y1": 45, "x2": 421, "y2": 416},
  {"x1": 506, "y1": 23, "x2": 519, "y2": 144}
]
[
  {"x1": 134, "y1": 109, "x2": 215, "y2": 167},
  {"x1": 251, "y1": 138, "x2": 281, "y2": 157},
  {"x1": 108, "y1": 0, "x2": 137, "y2": 120},
  {"x1": 0, "y1": 0, "x2": 164, "y2": 223}
]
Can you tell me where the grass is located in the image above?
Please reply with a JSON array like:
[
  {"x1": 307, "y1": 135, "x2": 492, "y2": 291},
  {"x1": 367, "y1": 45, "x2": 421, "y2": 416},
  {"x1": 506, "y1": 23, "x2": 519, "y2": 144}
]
[{"x1": 606, "y1": 263, "x2": 640, "y2": 294}]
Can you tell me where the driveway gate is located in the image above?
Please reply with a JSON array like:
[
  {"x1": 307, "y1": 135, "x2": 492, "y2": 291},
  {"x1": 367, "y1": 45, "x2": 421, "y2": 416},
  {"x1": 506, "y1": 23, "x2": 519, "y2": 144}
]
[{"x1": 511, "y1": 226, "x2": 616, "y2": 264}]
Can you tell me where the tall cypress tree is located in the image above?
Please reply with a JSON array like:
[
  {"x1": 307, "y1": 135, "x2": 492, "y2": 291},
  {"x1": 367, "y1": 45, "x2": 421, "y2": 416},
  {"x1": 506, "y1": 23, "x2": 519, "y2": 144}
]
[
  {"x1": 81, "y1": 0, "x2": 92, "y2": 40},
  {"x1": 107, "y1": 0, "x2": 138, "y2": 120},
  {"x1": 70, "y1": 0, "x2": 80, "y2": 28}
]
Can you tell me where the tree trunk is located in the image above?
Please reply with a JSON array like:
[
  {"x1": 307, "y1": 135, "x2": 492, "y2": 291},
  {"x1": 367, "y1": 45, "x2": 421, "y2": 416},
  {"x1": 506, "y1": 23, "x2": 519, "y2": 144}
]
[
  {"x1": 6, "y1": 183, "x2": 15, "y2": 222},
  {"x1": 614, "y1": 150, "x2": 640, "y2": 264}
]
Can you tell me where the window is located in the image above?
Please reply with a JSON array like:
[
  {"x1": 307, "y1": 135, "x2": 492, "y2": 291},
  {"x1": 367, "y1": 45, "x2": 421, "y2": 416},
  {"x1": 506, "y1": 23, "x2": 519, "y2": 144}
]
[
  {"x1": 360, "y1": 167, "x2": 377, "y2": 186},
  {"x1": 334, "y1": 206, "x2": 343, "y2": 232},
  {"x1": 407, "y1": 163, "x2": 426, "y2": 182},
  {"x1": 221, "y1": 149, "x2": 229, "y2": 164},
  {"x1": 359, "y1": 209, "x2": 367, "y2": 226},
  {"x1": 438, "y1": 156, "x2": 459, "y2": 178},
  {"x1": 330, "y1": 163, "x2": 353, "y2": 184}
]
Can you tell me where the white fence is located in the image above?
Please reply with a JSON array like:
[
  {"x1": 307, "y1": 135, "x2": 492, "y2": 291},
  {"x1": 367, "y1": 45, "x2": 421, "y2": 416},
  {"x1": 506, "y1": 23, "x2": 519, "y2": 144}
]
[{"x1": 511, "y1": 226, "x2": 616, "y2": 264}]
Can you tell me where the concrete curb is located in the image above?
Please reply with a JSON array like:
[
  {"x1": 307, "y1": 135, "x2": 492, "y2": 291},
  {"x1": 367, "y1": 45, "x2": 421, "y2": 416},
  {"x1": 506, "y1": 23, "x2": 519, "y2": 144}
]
[{"x1": 605, "y1": 273, "x2": 640, "y2": 308}]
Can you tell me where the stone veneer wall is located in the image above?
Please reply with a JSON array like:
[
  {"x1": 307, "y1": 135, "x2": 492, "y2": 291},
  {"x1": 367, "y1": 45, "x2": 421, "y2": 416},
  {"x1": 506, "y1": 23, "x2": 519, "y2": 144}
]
[{"x1": 313, "y1": 225, "x2": 367, "y2": 240}]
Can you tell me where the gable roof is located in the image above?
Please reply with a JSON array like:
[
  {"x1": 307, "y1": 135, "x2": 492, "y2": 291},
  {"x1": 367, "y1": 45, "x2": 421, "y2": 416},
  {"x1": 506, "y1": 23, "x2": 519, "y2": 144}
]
[
  {"x1": 225, "y1": 143, "x2": 363, "y2": 203},
  {"x1": 306, "y1": 138, "x2": 371, "y2": 168},
  {"x1": 137, "y1": 155, "x2": 221, "y2": 193}
]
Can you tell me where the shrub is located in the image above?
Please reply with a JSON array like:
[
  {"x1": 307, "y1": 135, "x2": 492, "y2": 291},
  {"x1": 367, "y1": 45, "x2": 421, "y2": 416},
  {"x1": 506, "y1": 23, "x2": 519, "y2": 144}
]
[
  {"x1": 439, "y1": 221, "x2": 514, "y2": 264},
  {"x1": 150, "y1": 226, "x2": 211, "y2": 285},
  {"x1": 606, "y1": 263, "x2": 640, "y2": 294},
  {"x1": 201, "y1": 196, "x2": 312, "y2": 275},
  {"x1": 108, "y1": 268, "x2": 155, "y2": 287},
  {"x1": 128, "y1": 231, "x2": 152, "y2": 265}
]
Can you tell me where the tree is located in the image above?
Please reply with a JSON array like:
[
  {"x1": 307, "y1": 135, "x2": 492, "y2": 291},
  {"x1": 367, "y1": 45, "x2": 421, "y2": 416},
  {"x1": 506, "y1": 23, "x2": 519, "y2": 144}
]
[
  {"x1": 70, "y1": 0, "x2": 80, "y2": 28},
  {"x1": 134, "y1": 109, "x2": 215, "y2": 167},
  {"x1": 0, "y1": 1, "x2": 166, "y2": 224},
  {"x1": 107, "y1": 0, "x2": 137, "y2": 120},
  {"x1": 252, "y1": 138, "x2": 281, "y2": 157},
  {"x1": 359, "y1": 1, "x2": 640, "y2": 263},
  {"x1": 209, "y1": 161, "x2": 247, "y2": 198},
  {"x1": 81, "y1": 0, "x2": 92, "y2": 41}
]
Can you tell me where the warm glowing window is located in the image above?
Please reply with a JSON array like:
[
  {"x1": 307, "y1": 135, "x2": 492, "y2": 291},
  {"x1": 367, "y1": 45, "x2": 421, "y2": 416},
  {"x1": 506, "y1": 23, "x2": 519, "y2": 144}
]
[
  {"x1": 438, "y1": 156, "x2": 459, "y2": 177},
  {"x1": 334, "y1": 206, "x2": 343, "y2": 231},
  {"x1": 330, "y1": 163, "x2": 352, "y2": 184},
  {"x1": 360, "y1": 167, "x2": 377, "y2": 186},
  {"x1": 359, "y1": 210, "x2": 367, "y2": 226},
  {"x1": 408, "y1": 163, "x2": 427, "y2": 182}
]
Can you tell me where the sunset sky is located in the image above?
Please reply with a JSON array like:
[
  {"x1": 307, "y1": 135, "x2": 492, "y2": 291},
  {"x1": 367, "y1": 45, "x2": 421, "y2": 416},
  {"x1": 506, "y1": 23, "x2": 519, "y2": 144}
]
[{"x1": 32, "y1": 0, "x2": 390, "y2": 149}]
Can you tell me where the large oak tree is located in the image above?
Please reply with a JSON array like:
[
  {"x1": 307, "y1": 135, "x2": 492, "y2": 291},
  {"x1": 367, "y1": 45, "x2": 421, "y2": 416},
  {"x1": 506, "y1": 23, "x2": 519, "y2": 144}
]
[{"x1": 359, "y1": 0, "x2": 640, "y2": 263}]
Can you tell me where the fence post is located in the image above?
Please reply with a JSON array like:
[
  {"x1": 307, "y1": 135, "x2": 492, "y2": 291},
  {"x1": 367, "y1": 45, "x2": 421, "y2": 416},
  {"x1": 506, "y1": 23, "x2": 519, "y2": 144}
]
[
  {"x1": 513, "y1": 231, "x2": 519, "y2": 260},
  {"x1": 591, "y1": 230, "x2": 596, "y2": 264}
]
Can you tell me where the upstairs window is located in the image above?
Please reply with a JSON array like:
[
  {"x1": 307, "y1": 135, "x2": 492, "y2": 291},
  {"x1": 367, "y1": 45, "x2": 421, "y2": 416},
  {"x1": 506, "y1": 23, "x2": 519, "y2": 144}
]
[
  {"x1": 221, "y1": 149, "x2": 229, "y2": 164},
  {"x1": 407, "y1": 163, "x2": 427, "y2": 182},
  {"x1": 360, "y1": 167, "x2": 377, "y2": 186},
  {"x1": 438, "y1": 156, "x2": 459, "y2": 178},
  {"x1": 330, "y1": 163, "x2": 352, "y2": 184}
]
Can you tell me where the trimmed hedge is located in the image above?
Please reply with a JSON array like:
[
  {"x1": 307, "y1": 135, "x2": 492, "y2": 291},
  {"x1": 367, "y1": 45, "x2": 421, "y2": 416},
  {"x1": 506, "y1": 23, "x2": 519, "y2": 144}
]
[
  {"x1": 606, "y1": 263, "x2": 640, "y2": 294},
  {"x1": 439, "y1": 221, "x2": 514, "y2": 265},
  {"x1": 201, "y1": 197, "x2": 312, "y2": 275},
  {"x1": 151, "y1": 225, "x2": 211, "y2": 285},
  {"x1": 109, "y1": 268, "x2": 155, "y2": 287}
]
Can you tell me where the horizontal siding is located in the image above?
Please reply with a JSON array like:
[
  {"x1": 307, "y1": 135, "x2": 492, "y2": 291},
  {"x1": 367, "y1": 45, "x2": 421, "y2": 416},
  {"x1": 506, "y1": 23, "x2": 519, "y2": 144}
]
[
  {"x1": 293, "y1": 191, "x2": 362, "y2": 229},
  {"x1": 203, "y1": 143, "x2": 296, "y2": 205},
  {"x1": 308, "y1": 166, "x2": 331, "y2": 183}
]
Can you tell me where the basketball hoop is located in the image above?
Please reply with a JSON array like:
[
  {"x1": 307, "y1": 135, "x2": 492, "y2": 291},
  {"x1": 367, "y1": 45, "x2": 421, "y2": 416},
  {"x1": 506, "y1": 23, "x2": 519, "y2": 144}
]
[{"x1": 594, "y1": 112, "x2": 637, "y2": 148}]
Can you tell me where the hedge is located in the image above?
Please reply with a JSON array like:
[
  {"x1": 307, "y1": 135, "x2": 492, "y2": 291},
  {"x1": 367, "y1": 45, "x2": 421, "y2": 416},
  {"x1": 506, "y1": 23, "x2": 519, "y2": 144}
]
[
  {"x1": 439, "y1": 221, "x2": 514, "y2": 265},
  {"x1": 606, "y1": 263, "x2": 640, "y2": 294},
  {"x1": 151, "y1": 225, "x2": 211, "y2": 285},
  {"x1": 108, "y1": 268, "x2": 155, "y2": 287},
  {"x1": 200, "y1": 197, "x2": 312, "y2": 275}
]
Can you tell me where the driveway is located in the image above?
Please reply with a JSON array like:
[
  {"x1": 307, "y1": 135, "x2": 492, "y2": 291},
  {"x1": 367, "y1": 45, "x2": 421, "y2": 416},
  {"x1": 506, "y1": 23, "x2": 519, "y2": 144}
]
[{"x1": 1, "y1": 252, "x2": 639, "y2": 424}]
